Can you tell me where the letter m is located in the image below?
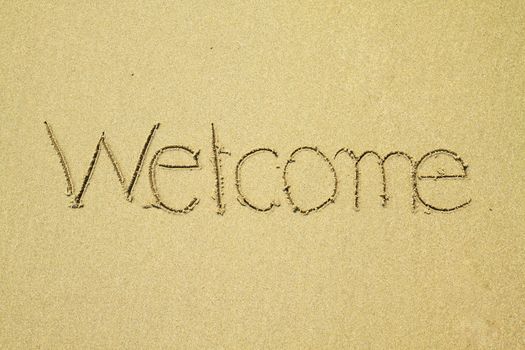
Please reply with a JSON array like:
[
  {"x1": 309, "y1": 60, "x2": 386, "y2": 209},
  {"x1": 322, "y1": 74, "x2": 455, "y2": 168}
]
[{"x1": 334, "y1": 149, "x2": 416, "y2": 210}]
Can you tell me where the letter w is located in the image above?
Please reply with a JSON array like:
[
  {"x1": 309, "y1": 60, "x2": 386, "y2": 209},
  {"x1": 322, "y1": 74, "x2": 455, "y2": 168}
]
[{"x1": 44, "y1": 122, "x2": 160, "y2": 208}]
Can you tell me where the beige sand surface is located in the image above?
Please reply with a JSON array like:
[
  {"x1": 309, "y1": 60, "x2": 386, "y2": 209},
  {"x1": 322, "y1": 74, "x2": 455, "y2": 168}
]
[{"x1": 1, "y1": 1, "x2": 524, "y2": 348}]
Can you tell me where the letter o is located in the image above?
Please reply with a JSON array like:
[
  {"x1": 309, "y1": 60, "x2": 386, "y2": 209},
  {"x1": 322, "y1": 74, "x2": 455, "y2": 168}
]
[{"x1": 283, "y1": 146, "x2": 338, "y2": 215}]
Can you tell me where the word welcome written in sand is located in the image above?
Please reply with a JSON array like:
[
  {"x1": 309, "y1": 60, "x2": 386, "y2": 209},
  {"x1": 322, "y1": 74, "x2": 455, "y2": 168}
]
[{"x1": 44, "y1": 122, "x2": 471, "y2": 215}]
